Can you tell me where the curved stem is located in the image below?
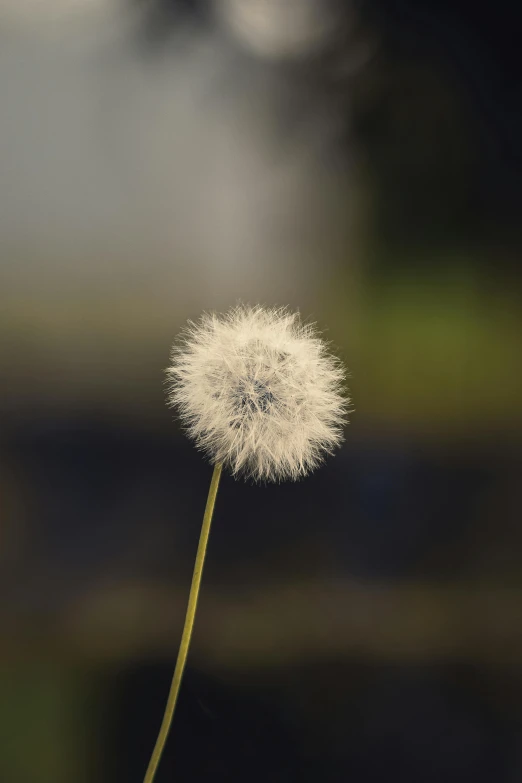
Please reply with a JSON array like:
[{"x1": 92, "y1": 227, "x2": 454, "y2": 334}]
[{"x1": 143, "y1": 462, "x2": 223, "y2": 783}]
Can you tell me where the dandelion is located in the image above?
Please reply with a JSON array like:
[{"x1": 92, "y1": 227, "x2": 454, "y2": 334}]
[
  {"x1": 168, "y1": 304, "x2": 348, "y2": 482},
  {"x1": 143, "y1": 305, "x2": 349, "y2": 782}
]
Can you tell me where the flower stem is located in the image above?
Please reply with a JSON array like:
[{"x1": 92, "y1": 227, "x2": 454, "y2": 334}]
[{"x1": 143, "y1": 461, "x2": 223, "y2": 783}]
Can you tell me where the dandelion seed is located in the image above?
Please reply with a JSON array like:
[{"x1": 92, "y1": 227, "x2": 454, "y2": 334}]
[{"x1": 166, "y1": 304, "x2": 349, "y2": 482}]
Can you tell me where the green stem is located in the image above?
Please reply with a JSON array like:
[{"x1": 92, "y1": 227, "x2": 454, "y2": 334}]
[{"x1": 143, "y1": 462, "x2": 223, "y2": 783}]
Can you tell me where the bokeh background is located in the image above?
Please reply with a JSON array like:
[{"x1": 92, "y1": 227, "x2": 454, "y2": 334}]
[{"x1": 1, "y1": 1, "x2": 521, "y2": 781}]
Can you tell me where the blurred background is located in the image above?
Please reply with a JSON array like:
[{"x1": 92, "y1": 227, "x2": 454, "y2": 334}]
[{"x1": 1, "y1": 1, "x2": 521, "y2": 781}]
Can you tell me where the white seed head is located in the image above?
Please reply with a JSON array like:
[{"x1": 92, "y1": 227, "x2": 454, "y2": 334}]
[{"x1": 166, "y1": 305, "x2": 349, "y2": 482}]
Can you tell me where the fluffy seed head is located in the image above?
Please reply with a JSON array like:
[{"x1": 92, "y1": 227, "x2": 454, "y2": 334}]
[{"x1": 166, "y1": 305, "x2": 349, "y2": 482}]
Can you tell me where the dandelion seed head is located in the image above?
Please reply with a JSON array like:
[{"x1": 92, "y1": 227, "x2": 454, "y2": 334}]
[{"x1": 166, "y1": 305, "x2": 349, "y2": 482}]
